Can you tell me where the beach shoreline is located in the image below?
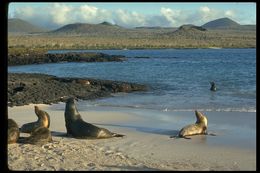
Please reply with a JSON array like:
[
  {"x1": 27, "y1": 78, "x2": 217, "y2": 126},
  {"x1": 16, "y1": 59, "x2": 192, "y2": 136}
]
[{"x1": 8, "y1": 103, "x2": 256, "y2": 171}]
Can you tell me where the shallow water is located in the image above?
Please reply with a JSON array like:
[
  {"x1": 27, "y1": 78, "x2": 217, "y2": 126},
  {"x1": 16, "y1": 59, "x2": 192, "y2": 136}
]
[{"x1": 9, "y1": 48, "x2": 256, "y2": 112}]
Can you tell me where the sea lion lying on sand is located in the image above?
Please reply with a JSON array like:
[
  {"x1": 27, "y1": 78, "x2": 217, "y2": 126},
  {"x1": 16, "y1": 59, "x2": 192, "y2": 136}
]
[
  {"x1": 19, "y1": 126, "x2": 52, "y2": 146},
  {"x1": 64, "y1": 97, "x2": 125, "y2": 139},
  {"x1": 8, "y1": 119, "x2": 20, "y2": 144}
]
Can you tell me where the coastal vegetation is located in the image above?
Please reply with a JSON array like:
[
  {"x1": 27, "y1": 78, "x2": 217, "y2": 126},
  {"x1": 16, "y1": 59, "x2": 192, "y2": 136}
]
[{"x1": 8, "y1": 17, "x2": 256, "y2": 52}]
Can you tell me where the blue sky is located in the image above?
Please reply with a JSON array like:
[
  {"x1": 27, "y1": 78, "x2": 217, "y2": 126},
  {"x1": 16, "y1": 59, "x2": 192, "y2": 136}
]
[{"x1": 8, "y1": 2, "x2": 256, "y2": 29}]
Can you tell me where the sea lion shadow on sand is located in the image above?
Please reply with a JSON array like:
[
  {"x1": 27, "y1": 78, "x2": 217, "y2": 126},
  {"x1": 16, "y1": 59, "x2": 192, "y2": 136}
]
[
  {"x1": 94, "y1": 123, "x2": 180, "y2": 136},
  {"x1": 64, "y1": 97, "x2": 125, "y2": 139}
]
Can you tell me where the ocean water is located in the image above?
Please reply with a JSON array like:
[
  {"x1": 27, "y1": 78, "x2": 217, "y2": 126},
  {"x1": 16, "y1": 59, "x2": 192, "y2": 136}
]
[{"x1": 8, "y1": 48, "x2": 256, "y2": 112}]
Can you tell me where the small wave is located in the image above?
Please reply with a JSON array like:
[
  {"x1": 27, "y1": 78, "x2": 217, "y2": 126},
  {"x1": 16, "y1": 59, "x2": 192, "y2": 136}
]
[
  {"x1": 83, "y1": 102, "x2": 256, "y2": 113},
  {"x1": 161, "y1": 108, "x2": 256, "y2": 113},
  {"x1": 92, "y1": 103, "x2": 143, "y2": 109}
]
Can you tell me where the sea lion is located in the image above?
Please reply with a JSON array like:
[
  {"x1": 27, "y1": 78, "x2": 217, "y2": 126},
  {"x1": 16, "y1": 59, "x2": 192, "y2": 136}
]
[
  {"x1": 64, "y1": 97, "x2": 124, "y2": 139},
  {"x1": 8, "y1": 119, "x2": 20, "y2": 144},
  {"x1": 20, "y1": 106, "x2": 50, "y2": 133},
  {"x1": 19, "y1": 126, "x2": 52, "y2": 146},
  {"x1": 210, "y1": 81, "x2": 217, "y2": 91},
  {"x1": 170, "y1": 110, "x2": 209, "y2": 139}
]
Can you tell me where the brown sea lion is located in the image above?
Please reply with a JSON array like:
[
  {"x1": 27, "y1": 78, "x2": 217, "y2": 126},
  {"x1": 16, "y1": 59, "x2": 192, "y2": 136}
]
[
  {"x1": 64, "y1": 97, "x2": 124, "y2": 139},
  {"x1": 8, "y1": 119, "x2": 20, "y2": 144},
  {"x1": 20, "y1": 106, "x2": 50, "y2": 133},
  {"x1": 19, "y1": 126, "x2": 52, "y2": 146},
  {"x1": 170, "y1": 110, "x2": 211, "y2": 139}
]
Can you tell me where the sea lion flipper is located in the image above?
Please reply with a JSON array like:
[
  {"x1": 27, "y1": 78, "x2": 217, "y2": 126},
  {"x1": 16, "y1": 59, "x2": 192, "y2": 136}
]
[
  {"x1": 169, "y1": 135, "x2": 191, "y2": 139},
  {"x1": 206, "y1": 132, "x2": 217, "y2": 136},
  {"x1": 112, "y1": 133, "x2": 125, "y2": 137},
  {"x1": 169, "y1": 135, "x2": 178, "y2": 139}
]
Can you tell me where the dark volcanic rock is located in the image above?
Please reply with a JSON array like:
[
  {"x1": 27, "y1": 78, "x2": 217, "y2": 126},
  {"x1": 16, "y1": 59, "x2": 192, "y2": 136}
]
[
  {"x1": 8, "y1": 52, "x2": 127, "y2": 66},
  {"x1": 8, "y1": 73, "x2": 148, "y2": 107}
]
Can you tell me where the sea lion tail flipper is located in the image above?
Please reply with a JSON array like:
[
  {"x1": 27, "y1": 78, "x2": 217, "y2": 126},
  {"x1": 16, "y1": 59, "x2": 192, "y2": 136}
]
[
  {"x1": 170, "y1": 135, "x2": 178, "y2": 139},
  {"x1": 112, "y1": 133, "x2": 125, "y2": 137},
  {"x1": 206, "y1": 132, "x2": 217, "y2": 136},
  {"x1": 169, "y1": 135, "x2": 191, "y2": 139}
]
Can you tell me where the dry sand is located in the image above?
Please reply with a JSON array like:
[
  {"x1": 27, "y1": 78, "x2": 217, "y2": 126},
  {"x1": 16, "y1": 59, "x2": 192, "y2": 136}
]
[{"x1": 7, "y1": 103, "x2": 256, "y2": 171}]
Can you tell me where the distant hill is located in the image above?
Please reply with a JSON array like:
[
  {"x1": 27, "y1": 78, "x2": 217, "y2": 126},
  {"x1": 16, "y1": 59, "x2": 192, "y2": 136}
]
[
  {"x1": 178, "y1": 24, "x2": 207, "y2": 31},
  {"x1": 135, "y1": 26, "x2": 165, "y2": 29},
  {"x1": 202, "y1": 17, "x2": 256, "y2": 31},
  {"x1": 8, "y1": 18, "x2": 48, "y2": 33},
  {"x1": 202, "y1": 17, "x2": 240, "y2": 29},
  {"x1": 99, "y1": 21, "x2": 114, "y2": 26},
  {"x1": 49, "y1": 21, "x2": 126, "y2": 36},
  {"x1": 162, "y1": 24, "x2": 207, "y2": 38}
]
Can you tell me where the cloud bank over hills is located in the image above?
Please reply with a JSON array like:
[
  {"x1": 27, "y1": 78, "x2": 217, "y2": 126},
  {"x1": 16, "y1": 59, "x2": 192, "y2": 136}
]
[{"x1": 9, "y1": 3, "x2": 256, "y2": 29}]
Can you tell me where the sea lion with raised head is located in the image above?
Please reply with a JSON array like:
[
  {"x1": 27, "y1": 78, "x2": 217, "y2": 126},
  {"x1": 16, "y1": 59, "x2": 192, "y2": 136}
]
[
  {"x1": 20, "y1": 106, "x2": 50, "y2": 133},
  {"x1": 8, "y1": 119, "x2": 20, "y2": 144},
  {"x1": 170, "y1": 110, "x2": 211, "y2": 139},
  {"x1": 64, "y1": 97, "x2": 124, "y2": 139},
  {"x1": 19, "y1": 126, "x2": 52, "y2": 146}
]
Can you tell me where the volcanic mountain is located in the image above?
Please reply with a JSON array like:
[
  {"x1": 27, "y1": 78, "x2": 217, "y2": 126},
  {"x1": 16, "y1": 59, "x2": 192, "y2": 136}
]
[
  {"x1": 8, "y1": 18, "x2": 48, "y2": 33},
  {"x1": 201, "y1": 17, "x2": 240, "y2": 29},
  {"x1": 49, "y1": 21, "x2": 126, "y2": 36}
]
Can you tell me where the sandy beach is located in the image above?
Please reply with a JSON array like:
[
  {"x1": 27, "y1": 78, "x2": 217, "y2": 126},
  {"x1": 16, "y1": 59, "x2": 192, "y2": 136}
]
[{"x1": 8, "y1": 103, "x2": 256, "y2": 171}]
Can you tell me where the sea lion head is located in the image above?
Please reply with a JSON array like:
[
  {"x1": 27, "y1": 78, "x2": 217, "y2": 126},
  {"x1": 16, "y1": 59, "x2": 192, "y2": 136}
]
[
  {"x1": 34, "y1": 106, "x2": 40, "y2": 118},
  {"x1": 65, "y1": 97, "x2": 81, "y2": 121},
  {"x1": 210, "y1": 82, "x2": 217, "y2": 91},
  {"x1": 34, "y1": 106, "x2": 50, "y2": 128},
  {"x1": 195, "y1": 110, "x2": 207, "y2": 127}
]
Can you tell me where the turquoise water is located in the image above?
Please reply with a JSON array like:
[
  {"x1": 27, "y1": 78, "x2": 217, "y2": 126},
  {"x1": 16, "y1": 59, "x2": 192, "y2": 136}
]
[{"x1": 8, "y1": 48, "x2": 256, "y2": 112}]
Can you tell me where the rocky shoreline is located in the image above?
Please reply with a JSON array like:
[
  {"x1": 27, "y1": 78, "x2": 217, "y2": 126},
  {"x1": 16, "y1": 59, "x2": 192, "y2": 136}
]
[
  {"x1": 8, "y1": 52, "x2": 127, "y2": 66},
  {"x1": 8, "y1": 73, "x2": 148, "y2": 107}
]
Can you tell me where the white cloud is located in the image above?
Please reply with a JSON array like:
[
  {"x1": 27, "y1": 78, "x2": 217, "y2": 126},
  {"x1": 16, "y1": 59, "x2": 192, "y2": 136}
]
[
  {"x1": 200, "y1": 6, "x2": 210, "y2": 13},
  {"x1": 160, "y1": 7, "x2": 181, "y2": 26},
  {"x1": 197, "y1": 6, "x2": 217, "y2": 24},
  {"x1": 78, "y1": 5, "x2": 111, "y2": 23},
  {"x1": 10, "y1": 3, "x2": 255, "y2": 29},
  {"x1": 113, "y1": 9, "x2": 146, "y2": 27},
  {"x1": 13, "y1": 6, "x2": 35, "y2": 18},
  {"x1": 225, "y1": 10, "x2": 235, "y2": 18},
  {"x1": 50, "y1": 3, "x2": 72, "y2": 25}
]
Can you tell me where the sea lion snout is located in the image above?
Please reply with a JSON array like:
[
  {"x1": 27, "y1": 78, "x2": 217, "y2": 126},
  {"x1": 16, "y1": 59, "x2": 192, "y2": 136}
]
[
  {"x1": 195, "y1": 110, "x2": 207, "y2": 126},
  {"x1": 66, "y1": 97, "x2": 78, "y2": 104}
]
